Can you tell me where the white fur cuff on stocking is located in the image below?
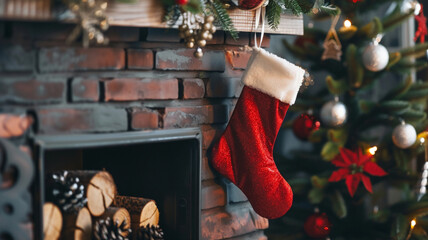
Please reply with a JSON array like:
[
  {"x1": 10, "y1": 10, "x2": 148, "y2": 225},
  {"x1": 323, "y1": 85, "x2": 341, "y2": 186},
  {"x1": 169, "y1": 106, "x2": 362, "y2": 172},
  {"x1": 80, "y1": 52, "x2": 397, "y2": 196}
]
[{"x1": 241, "y1": 47, "x2": 305, "y2": 105}]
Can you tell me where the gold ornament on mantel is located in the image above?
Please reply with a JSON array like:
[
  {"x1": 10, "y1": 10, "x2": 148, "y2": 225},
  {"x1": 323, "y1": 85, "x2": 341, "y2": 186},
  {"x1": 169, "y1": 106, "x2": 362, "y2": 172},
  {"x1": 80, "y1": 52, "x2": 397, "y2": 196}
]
[
  {"x1": 65, "y1": 0, "x2": 109, "y2": 47},
  {"x1": 178, "y1": 12, "x2": 217, "y2": 58},
  {"x1": 322, "y1": 15, "x2": 342, "y2": 61}
]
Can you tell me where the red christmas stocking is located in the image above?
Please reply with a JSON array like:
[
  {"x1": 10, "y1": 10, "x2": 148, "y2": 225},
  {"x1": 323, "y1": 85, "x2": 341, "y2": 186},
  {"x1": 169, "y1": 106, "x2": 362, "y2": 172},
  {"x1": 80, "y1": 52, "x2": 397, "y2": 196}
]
[{"x1": 211, "y1": 47, "x2": 304, "y2": 219}]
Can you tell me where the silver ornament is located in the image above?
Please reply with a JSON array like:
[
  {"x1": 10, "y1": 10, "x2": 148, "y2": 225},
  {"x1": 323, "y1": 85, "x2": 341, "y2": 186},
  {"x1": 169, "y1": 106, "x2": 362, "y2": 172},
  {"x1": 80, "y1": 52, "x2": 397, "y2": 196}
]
[
  {"x1": 363, "y1": 41, "x2": 389, "y2": 72},
  {"x1": 401, "y1": 0, "x2": 421, "y2": 15},
  {"x1": 392, "y1": 123, "x2": 417, "y2": 149},
  {"x1": 320, "y1": 99, "x2": 347, "y2": 127}
]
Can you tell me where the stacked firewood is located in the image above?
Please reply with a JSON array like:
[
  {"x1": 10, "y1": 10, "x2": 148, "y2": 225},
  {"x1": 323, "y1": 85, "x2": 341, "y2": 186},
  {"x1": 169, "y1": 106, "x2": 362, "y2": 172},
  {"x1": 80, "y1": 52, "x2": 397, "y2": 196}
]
[{"x1": 43, "y1": 170, "x2": 164, "y2": 240}]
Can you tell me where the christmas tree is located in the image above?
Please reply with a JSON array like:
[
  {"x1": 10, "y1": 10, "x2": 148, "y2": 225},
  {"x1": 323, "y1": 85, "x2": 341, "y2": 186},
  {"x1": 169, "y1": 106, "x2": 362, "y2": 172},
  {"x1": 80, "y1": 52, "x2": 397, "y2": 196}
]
[{"x1": 268, "y1": 0, "x2": 428, "y2": 239}]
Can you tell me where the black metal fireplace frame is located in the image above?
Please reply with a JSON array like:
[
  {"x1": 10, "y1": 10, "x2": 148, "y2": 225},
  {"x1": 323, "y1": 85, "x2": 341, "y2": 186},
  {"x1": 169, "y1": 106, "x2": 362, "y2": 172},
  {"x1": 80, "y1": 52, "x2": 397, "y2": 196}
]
[{"x1": 32, "y1": 128, "x2": 202, "y2": 240}]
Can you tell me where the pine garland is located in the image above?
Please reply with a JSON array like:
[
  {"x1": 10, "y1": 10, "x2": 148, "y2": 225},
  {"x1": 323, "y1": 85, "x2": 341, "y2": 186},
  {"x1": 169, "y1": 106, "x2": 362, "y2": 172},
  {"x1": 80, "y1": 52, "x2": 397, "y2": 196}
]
[
  {"x1": 266, "y1": 0, "x2": 340, "y2": 30},
  {"x1": 209, "y1": 0, "x2": 238, "y2": 39},
  {"x1": 162, "y1": 0, "x2": 338, "y2": 35},
  {"x1": 267, "y1": 0, "x2": 282, "y2": 30},
  {"x1": 281, "y1": 0, "x2": 303, "y2": 15},
  {"x1": 163, "y1": 4, "x2": 181, "y2": 26}
]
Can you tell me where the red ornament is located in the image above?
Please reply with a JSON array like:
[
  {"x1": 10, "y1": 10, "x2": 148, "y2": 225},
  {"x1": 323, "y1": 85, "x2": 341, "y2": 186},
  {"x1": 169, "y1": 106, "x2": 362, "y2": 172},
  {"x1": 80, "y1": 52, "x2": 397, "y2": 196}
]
[
  {"x1": 415, "y1": 4, "x2": 427, "y2": 43},
  {"x1": 294, "y1": 36, "x2": 318, "y2": 48},
  {"x1": 237, "y1": 0, "x2": 266, "y2": 10},
  {"x1": 328, "y1": 148, "x2": 387, "y2": 197},
  {"x1": 175, "y1": 0, "x2": 189, "y2": 5},
  {"x1": 304, "y1": 212, "x2": 332, "y2": 238},
  {"x1": 292, "y1": 114, "x2": 321, "y2": 140}
]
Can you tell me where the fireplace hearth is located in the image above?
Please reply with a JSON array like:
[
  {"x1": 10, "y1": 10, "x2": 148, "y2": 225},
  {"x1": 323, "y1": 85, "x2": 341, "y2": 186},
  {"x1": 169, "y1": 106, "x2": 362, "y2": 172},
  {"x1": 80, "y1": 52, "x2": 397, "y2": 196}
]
[
  {"x1": 0, "y1": 19, "x2": 271, "y2": 240},
  {"x1": 33, "y1": 128, "x2": 201, "y2": 240}
]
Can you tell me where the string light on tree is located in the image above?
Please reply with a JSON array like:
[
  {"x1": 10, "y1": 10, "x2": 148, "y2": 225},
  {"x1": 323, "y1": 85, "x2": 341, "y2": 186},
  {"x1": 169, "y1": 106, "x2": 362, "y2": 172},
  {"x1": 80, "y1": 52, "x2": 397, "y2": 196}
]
[
  {"x1": 416, "y1": 133, "x2": 428, "y2": 201},
  {"x1": 367, "y1": 146, "x2": 378, "y2": 156},
  {"x1": 344, "y1": 19, "x2": 351, "y2": 28},
  {"x1": 339, "y1": 19, "x2": 357, "y2": 37},
  {"x1": 405, "y1": 218, "x2": 417, "y2": 240}
]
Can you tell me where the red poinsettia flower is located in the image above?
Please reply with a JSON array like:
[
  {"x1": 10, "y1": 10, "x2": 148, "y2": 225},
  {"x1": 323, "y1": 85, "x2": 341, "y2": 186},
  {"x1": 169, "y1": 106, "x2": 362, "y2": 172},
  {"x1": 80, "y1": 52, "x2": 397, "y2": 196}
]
[{"x1": 328, "y1": 147, "x2": 387, "y2": 197}]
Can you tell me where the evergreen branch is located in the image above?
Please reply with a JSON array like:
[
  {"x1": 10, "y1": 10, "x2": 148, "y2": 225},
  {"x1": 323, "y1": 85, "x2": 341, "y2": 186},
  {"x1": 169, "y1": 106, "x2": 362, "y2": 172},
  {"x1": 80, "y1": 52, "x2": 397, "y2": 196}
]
[
  {"x1": 296, "y1": 0, "x2": 316, "y2": 13},
  {"x1": 318, "y1": 4, "x2": 340, "y2": 16},
  {"x1": 266, "y1": 0, "x2": 282, "y2": 30},
  {"x1": 210, "y1": 0, "x2": 238, "y2": 40},
  {"x1": 279, "y1": 0, "x2": 302, "y2": 15},
  {"x1": 358, "y1": 17, "x2": 383, "y2": 39},
  {"x1": 383, "y1": 10, "x2": 414, "y2": 32},
  {"x1": 400, "y1": 43, "x2": 428, "y2": 58},
  {"x1": 382, "y1": 75, "x2": 413, "y2": 101},
  {"x1": 163, "y1": 4, "x2": 181, "y2": 26}
]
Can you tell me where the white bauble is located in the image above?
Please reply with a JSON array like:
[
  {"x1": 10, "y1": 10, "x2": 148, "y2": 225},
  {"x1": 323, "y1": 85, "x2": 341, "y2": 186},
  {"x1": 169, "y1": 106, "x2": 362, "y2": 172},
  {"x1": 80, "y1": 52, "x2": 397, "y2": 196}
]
[
  {"x1": 362, "y1": 42, "x2": 389, "y2": 72},
  {"x1": 392, "y1": 123, "x2": 417, "y2": 149},
  {"x1": 320, "y1": 100, "x2": 347, "y2": 127}
]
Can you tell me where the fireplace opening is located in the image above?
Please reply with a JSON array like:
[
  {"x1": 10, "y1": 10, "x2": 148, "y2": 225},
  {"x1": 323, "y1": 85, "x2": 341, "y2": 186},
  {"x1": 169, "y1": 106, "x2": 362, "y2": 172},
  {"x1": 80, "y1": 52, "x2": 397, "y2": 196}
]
[{"x1": 34, "y1": 128, "x2": 201, "y2": 240}]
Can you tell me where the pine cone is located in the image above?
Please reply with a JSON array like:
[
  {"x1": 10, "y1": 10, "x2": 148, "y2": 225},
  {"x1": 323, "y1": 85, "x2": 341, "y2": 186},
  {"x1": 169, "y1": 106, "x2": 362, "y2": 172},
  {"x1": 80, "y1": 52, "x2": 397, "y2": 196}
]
[
  {"x1": 137, "y1": 225, "x2": 164, "y2": 240},
  {"x1": 50, "y1": 171, "x2": 87, "y2": 212},
  {"x1": 94, "y1": 217, "x2": 131, "y2": 240}
]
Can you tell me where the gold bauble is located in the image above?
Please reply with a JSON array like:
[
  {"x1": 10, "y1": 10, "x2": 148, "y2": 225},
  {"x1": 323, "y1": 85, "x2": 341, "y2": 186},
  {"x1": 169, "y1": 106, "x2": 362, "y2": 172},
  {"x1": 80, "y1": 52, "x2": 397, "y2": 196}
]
[
  {"x1": 95, "y1": 10, "x2": 103, "y2": 17},
  {"x1": 179, "y1": 24, "x2": 188, "y2": 31},
  {"x1": 96, "y1": 33, "x2": 104, "y2": 44},
  {"x1": 87, "y1": 0, "x2": 95, "y2": 7},
  {"x1": 194, "y1": 48, "x2": 203, "y2": 58},
  {"x1": 186, "y1": 41, "x2": 195, "y2": 48},
  {"x1": 210, "y1": 25, "x2": 216, "y2": 33},
  {"x1": 88, "y1": 31, "x2": 95, "y2": 40},
  {"x1": 185, "y1": 29, "x2": 194, "y2": 37},
  {"x1": 197, "y1": 39, "x2": 206, "y2": 47},
  {"x1": 100, "y1": 2, "x2": 108, "y2": 10},
  {"x1": 100, "y1": 20, "x2": 109, "y2": 31},
  {"x1": 207, "y1": 33, "x2": 213, "y2": 40},
  {"x1": 187, "y1": 37, "x2": 195, "y2": 42},
  {"x1": 200, "y1": 31, "x2": 210, "y2": 40},
  {"x1": 71, "y1": 4, "x2": 79, "y2": 11},
  {"x1": 203, "y1": 23, "x2": 212, "y2": 30},
  {"x1": 205, "y1": 15, "x2": 215, "y2": 23}
]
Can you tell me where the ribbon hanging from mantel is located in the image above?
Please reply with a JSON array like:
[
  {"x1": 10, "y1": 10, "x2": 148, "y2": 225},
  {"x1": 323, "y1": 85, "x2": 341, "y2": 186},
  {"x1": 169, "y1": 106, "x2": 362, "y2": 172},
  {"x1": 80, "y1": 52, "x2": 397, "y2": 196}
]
[{"x1": 253, "y1": 1, "x2": 267, "y2": 48}]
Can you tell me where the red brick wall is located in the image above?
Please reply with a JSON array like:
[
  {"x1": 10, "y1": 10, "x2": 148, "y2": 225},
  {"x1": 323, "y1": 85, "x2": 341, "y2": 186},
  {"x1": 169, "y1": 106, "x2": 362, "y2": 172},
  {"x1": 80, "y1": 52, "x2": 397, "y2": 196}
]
[{"x1": 0, "y1": 22, "x2": 270, "y2": 240}]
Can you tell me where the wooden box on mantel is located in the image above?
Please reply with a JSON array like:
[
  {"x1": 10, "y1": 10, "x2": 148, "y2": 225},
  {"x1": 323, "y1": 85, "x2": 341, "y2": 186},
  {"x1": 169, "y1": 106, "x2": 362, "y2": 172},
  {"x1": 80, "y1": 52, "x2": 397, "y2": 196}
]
[{"x1": 0, "y1": 0, "x2": 303, "y2": 35}]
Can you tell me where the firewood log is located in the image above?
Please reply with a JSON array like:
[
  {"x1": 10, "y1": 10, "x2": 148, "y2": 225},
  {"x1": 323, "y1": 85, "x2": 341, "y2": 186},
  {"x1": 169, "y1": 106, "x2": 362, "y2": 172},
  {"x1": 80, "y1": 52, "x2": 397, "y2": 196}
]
[
  {"x1": 62, "y1": 207, "x2": 92, "y2": 240},
  {"x1": 43, "y1": 202, "x2": 62, "y2": 240},
  {"x1": 114, "y1": 195, "x2": 159, "y2": 232},
  {"x1": 94, "y1": 207, "x2": 132, "y2": 238},
  {"x1": 65, "y1": 170, "x2": 117, "y2": 216}
]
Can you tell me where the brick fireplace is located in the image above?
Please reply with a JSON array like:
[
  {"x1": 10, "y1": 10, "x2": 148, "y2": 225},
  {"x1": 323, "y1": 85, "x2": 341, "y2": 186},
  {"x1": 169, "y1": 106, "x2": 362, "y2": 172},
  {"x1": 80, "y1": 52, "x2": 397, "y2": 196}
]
[{"x1": 0, "y1": 22, "x2": 269, "y2": 239}]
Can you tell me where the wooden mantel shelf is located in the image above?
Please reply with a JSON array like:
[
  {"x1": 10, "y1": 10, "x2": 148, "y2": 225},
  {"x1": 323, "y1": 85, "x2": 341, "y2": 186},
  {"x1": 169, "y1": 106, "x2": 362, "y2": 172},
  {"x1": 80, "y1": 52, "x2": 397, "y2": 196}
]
[{"x1": 0, "y1": 0, "x2": 303, "y2": 35}]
